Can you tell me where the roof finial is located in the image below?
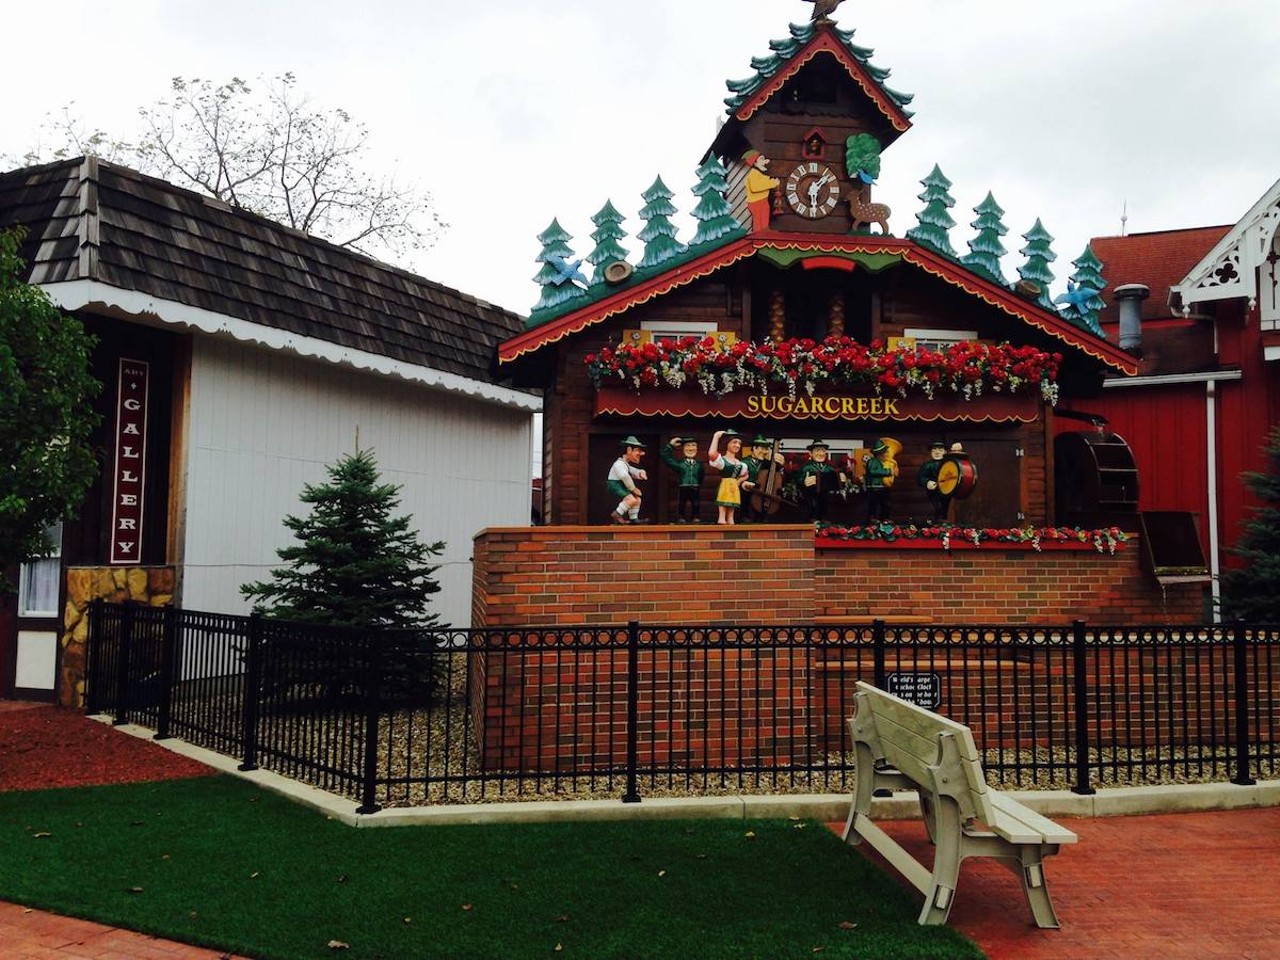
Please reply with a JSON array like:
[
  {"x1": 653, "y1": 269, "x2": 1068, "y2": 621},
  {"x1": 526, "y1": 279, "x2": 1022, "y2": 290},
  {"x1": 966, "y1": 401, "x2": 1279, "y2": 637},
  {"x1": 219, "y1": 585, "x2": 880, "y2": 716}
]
[
  {"x1": 1120, "y1": 199, "x2": 1128, "y2": 237},
  {"x1": 802, "y1": 0, "x2": 846, "y2": 22}
]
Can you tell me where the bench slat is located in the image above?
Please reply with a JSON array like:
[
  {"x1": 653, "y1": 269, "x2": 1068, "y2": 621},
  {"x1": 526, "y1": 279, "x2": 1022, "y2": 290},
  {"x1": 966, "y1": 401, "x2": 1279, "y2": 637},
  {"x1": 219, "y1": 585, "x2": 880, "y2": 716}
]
[
  {"x1": 856, "y1": 682, "x2": 981, "y2": 761},
  {"x1": 988, "y1": 793, "x2": 1079, "y2": 845}
]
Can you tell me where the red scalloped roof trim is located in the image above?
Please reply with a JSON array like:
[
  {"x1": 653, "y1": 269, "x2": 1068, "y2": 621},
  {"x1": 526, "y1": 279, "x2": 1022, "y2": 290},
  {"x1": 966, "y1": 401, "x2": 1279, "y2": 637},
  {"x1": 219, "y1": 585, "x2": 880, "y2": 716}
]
[
  {"x1": 733, "y1": 31, "x2": 911, "y2": 133},
  {"x1": 500, "y1": 239, "x2": 757, "y2": 362},
  {"x1": 499, "y1": 234, "x2": 1138, "y2": 375}
]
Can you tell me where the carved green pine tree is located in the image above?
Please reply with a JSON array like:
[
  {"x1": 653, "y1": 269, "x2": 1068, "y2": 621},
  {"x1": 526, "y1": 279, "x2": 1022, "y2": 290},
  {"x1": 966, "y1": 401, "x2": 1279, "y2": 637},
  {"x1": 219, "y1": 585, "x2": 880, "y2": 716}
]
[
  {"x1": 586, "y1": 201, "x2": 629, "y2": 287},
  {"x1": 1060, "y1": 245, "x2": 1108, "y2": 337},
  {"x1": 636, "y1": 176, "x2": 688, "y2": 270},
  {"x1": 1221, "y1": 427, "x2": 1280, "y2": 620},
  {"x1": 690, "y1": 156, "x2": 745, "y2": 247},
  {"x1": 531, "y1": 218, "x2": 588, "y2": 313},
  {"x1": 961, "y1": 192, "x2": 1009, "y2": 285},
  {"x1": 1017, "y1": 219, "x2": 1058, "y2": 311},
  {"x1": 905, "y1": 164, "x2": 958, "y2": 259}
]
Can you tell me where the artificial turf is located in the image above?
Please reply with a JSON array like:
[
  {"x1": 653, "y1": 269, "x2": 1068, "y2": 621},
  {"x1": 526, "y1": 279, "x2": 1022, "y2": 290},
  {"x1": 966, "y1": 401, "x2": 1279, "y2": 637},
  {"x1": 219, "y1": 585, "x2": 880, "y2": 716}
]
[{"x1": 0, "y1": 775, "x2": 984, "y2": 959}]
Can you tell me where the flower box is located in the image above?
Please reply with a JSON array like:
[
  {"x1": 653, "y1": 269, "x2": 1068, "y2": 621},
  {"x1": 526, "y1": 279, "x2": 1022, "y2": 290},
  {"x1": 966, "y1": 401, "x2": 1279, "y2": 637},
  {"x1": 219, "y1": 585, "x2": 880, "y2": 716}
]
[{"x1": 816, "y1": 524, "x2": 1130, "y2": 554}]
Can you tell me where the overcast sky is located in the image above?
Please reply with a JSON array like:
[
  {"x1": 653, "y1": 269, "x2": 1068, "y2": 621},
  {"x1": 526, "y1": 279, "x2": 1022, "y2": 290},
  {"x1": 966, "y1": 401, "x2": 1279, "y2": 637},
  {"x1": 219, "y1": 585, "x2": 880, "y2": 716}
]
[{"x1": 5, "y1": 0, "x2": 1279, "y2": 317}]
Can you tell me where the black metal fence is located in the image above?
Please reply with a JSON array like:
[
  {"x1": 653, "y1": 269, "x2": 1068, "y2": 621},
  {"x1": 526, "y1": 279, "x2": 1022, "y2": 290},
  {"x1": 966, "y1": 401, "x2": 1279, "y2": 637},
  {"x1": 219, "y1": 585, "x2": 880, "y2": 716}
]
[{"x1": 86, "y1": 601, "x2": 1280, "y2": 813}]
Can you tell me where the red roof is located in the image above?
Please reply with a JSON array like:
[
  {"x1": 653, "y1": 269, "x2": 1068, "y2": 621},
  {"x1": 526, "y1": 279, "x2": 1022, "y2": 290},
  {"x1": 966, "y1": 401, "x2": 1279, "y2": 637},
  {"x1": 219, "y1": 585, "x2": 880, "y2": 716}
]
[{"x1": 1092, "y1": 226, "x2": 1233, "y2": 324}]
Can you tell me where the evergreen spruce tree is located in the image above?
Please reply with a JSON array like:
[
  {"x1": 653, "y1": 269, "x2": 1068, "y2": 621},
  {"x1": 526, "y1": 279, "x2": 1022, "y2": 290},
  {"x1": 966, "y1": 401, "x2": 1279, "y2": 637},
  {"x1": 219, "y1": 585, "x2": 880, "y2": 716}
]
[
  {"x1": 960, "y1": 191, "x2": 1009, "y2": 285},
  {"x1": 1017, "y1": 218, "x2": 1058, "y2": 311},
  {"x1": 585, "y1": 200, "x2": 630, "y2": 287},
  {"x1": 1221, "y1": 428, "x2": 1280, "y2": 622},
  {"x1": 636, "y1": 176, "x2": 688, "y2": 270},
  {"x1": 905, "y1": 165, "x2": 959, "y2": 259},
  {"x1": 241, "y1": 449, "x2": 444, "y2": 629},
  {"x1": 690, "y1": 155, "x2": 745, "y2": 247},
  {"x1": 531, "y1": 218, "x2": 588, "y2": 313},
  {"x1": 1057, "y1": 245, "x2": 1108, "y2": 337}
]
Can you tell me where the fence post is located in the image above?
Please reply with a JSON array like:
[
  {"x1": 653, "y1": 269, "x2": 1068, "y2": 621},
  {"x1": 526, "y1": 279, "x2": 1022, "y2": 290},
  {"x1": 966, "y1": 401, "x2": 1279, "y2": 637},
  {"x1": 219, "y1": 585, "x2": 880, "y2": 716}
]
[
  {"x1": 1231, "y1": 619, "x2": 1257, "y2": 786},
  {"x1": 356, "y1": 632, "x2": 384, "y2": 815},
  {"x1": 85, "y1": 598, "x2": 104, "y2": 714},
  {"x1": 113, "y1": 601, "x2": 136, "y2": 726},
  {"x1": 622, "y1": 620, "x2": 642, "y2": 804},
  {"x1": 1071, "y1": 619, "x2": 1095, "y2": 796},
  {"x1": 155, "y1": 606, "x2": 178, "y2": 740},
  {"x1": 239, "y1": 613, "x2": 262, "y2": 772},
  {"x1": 872, "y1": 619, "x2": 887, "y2": 689}
]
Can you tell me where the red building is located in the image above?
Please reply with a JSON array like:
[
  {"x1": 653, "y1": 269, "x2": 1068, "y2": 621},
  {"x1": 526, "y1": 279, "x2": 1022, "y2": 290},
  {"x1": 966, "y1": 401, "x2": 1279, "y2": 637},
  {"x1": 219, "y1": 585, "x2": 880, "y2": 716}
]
[{"x1": 1080, "y1": 177, "x2": 1280, "y2": 615}]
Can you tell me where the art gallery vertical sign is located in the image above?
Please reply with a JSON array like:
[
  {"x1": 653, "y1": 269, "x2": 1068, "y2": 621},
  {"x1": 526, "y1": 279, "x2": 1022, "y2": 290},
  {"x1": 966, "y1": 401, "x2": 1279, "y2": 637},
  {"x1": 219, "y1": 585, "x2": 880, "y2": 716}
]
[{"x1": 110, "y1": 359, "x2": 149, "y2": 565}]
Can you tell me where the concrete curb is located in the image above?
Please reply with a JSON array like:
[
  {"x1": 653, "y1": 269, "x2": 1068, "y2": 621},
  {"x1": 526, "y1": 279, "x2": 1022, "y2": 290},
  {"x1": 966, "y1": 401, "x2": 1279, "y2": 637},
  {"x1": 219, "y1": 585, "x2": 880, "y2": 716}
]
[{"x1": 100, "y1": 716, "x2": 1280, "y2": 827}]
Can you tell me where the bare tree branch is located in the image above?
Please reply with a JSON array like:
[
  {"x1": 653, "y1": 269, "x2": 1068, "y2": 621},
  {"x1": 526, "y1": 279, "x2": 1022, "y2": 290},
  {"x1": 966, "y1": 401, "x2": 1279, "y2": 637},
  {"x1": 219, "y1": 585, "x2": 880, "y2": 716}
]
[{"x1": 16, "y1": 74, "x2": 444, "y2": 264}]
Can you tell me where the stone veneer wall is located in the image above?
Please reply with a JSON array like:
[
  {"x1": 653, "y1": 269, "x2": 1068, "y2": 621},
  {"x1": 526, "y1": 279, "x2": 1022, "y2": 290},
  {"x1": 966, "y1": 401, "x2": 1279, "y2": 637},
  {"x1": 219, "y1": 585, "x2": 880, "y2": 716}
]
[{"x1": 61, "y1": 566, "x2": 175, "y2": 708}]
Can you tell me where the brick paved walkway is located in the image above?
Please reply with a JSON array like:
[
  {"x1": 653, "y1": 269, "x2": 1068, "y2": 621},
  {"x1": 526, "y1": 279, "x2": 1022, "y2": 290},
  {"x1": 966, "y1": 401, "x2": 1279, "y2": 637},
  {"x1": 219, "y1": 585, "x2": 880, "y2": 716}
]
[
  {"x1": 0, "y1": 900, "x2": 251, "y2": 959},
  {"x1": 847, "y1": 807, "x2": 1280, "y2": 960}
]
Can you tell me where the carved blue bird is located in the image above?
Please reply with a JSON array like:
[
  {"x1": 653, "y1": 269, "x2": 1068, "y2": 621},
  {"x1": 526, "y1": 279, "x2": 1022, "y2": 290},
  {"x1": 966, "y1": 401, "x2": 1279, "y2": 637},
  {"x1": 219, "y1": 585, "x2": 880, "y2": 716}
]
[
  {"x1": 549, "y1": 257, "x2": 589, "y2": 287},
  {"x1": 803, "y1": 0, "x2": 846, "y2": 21},
  {"x1": 1054, "y1": 281, "x2": 1095, "y2": 316}
]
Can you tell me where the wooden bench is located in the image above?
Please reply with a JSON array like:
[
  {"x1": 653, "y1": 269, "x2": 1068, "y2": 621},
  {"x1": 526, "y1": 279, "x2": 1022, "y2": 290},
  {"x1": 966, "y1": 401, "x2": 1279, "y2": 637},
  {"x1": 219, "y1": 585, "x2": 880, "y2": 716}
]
[{"x1": 842, "y1": 680, "x2": 1077, "y2": 928}]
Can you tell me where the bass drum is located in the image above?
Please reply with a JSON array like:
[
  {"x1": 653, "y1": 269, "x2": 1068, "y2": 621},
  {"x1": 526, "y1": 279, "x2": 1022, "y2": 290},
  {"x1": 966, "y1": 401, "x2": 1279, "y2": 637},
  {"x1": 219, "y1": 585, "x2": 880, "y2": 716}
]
[{"x1": 937, "y1": 454, "x2": 978, "y2": 499}]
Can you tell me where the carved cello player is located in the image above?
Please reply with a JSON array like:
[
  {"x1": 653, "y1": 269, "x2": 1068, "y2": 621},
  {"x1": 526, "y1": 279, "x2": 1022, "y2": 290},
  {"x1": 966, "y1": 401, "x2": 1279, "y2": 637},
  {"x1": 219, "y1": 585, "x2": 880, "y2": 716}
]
[{"x1": 742, "y1": 434, "x2": 790, "y2": 522}]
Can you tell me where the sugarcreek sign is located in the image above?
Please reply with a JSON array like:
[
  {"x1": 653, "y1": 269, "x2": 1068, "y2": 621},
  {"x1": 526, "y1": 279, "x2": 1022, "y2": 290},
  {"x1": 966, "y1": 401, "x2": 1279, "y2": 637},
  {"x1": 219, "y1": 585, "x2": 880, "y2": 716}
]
[
  {"x1": 746, "y1": 395, "x2": 902, "y2": 417},
  {"x1": 595, "y1": 386, "x2": 1040, "y2": 423}
]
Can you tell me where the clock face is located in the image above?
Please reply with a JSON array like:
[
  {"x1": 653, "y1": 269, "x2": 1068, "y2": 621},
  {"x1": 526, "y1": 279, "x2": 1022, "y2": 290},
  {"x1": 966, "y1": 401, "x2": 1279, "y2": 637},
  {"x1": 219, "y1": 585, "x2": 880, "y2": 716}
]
[{"x1": 785, "y1": 161, "x2": 841, "y2": 219}]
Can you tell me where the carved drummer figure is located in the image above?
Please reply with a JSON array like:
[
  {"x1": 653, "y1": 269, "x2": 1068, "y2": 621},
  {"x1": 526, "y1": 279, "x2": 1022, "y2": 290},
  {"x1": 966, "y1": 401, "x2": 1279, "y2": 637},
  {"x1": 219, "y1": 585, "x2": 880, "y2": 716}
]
[
  {"x1": 708, "y1": 428, "x2": 751, "y2": 525},
  {"x1": 606, "y1": 435, "x2": 648, "y2": 525},
  {"x1": 917, "y1": 439, "x2": 951, "y2": 522},
  {"x1": 661, "y1": 435, "x2": 705, "y2": 523},
  {"x1": 795, "y1": 439, "x2": 846, "y2": 522},
  {"x1": 863, "y1": 439, "x2": 895, "y2": 522}
]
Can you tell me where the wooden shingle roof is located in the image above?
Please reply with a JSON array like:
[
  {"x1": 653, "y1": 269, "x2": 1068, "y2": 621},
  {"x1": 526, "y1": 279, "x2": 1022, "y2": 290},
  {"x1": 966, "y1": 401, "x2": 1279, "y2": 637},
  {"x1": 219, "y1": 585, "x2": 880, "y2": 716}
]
[{"x1": 0, "y1": 157, "x2": 525, "y2": 387}]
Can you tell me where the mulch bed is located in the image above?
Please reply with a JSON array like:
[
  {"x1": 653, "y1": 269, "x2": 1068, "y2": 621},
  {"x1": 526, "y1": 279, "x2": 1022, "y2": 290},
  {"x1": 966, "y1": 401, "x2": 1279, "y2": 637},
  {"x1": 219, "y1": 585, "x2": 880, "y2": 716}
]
[{"x1": 0, "y1": 703, "x2": 213, "y2": 792}]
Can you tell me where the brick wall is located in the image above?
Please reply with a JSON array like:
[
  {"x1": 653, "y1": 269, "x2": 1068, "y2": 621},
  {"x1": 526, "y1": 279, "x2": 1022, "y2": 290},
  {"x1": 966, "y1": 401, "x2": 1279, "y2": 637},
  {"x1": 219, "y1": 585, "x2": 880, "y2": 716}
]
[
  {"x1": 472, "y1": 525, "x2": 818, "y2": 627},
  {"x1": 813, "y1": 544, "x2": 1204, "y2": 623},
  {"x1": 470, "y1": 526, "x2": 1209, "y2": 772},
  {"x1": 472, "y1": 526, "x2": 1203, "y2": 627}
]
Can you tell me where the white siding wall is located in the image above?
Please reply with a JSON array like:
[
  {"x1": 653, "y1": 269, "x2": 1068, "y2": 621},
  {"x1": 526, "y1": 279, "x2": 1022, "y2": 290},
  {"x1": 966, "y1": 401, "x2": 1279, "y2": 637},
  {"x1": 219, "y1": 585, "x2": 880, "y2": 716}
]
[{"x1": 181, "y1": 337, "x2": 533, "y2": 627}]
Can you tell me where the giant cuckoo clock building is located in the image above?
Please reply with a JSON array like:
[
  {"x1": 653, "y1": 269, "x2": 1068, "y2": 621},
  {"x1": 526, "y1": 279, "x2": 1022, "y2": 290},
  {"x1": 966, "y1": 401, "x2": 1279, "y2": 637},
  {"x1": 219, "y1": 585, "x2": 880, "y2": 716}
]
[{"x1": 477, "y1": 14, "x2": 1208, "y2": 628}]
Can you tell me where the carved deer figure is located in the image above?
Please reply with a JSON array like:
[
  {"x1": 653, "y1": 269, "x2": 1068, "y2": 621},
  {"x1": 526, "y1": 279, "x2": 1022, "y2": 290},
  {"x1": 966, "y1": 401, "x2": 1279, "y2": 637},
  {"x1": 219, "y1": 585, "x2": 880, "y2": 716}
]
[{"x1": 849, "y1": 193, "x2": 891, "y2": 236}]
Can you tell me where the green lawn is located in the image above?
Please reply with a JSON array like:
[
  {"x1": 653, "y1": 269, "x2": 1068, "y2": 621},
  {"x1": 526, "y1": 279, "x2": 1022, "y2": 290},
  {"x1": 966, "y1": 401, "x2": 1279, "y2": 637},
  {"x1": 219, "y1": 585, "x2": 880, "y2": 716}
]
[{"x1": 0, "y1": 776, "x2": 984, "y2": 960}]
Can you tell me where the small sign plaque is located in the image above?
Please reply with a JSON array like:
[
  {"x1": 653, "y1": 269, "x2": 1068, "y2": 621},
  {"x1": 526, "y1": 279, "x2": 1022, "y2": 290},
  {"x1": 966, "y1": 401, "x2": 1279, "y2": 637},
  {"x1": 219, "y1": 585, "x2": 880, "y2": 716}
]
[{"x1": 886, "y1": 672, "x2": 941, "y2": 710}]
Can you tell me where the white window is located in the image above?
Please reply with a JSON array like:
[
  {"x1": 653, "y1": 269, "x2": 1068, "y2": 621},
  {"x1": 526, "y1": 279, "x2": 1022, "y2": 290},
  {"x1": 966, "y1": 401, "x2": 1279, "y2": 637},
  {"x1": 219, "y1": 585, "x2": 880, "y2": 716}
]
[
  {"x1": 641, "y1": 320, "x2": 717, "y2": 343},
  {"x1": 18, "y1": 522, "x2": 63, "y2": 618},
  {"x1": 903, "y1": 328, "x2": 979, "y2": 354}
]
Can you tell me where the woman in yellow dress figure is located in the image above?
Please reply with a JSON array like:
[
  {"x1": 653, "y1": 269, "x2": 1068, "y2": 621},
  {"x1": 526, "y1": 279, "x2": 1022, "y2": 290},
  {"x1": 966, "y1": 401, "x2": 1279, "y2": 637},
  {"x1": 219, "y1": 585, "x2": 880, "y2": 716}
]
[
  {"x1": 708, "y1": 428, "x2": 751, "y2": 525},
  {"x1": 742, "y1": 150, "x2": 780, "y2": 232}
]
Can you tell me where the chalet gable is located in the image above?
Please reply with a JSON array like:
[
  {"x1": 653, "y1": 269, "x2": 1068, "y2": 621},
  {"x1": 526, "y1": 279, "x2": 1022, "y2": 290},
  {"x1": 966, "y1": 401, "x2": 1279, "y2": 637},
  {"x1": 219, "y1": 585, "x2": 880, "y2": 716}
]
[
  {"x1": 1172, "y1": 175, "x2": 1280, "y2": 330},
  {"x1": 714, "y1": 20, "x2": 913, "y2": 160}
]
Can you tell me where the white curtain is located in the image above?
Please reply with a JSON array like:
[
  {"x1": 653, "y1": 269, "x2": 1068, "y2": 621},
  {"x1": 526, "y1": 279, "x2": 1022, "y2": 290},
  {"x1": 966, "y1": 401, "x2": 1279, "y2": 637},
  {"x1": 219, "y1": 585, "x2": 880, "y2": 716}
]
[{"x1": 19, "y1": 522, "x2": 63, "y2": 617}]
